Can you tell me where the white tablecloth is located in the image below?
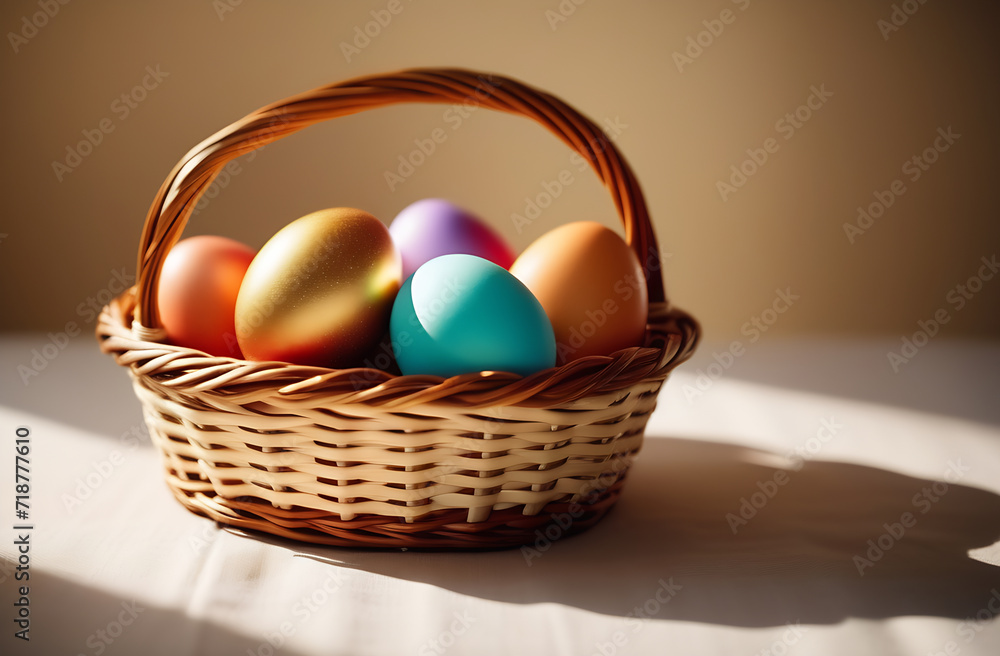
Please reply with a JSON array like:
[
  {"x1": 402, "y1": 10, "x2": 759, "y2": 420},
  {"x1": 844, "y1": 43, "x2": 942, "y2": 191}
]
[{"x1": 1, "y1": 335, "x2": 999, "y2": 655}]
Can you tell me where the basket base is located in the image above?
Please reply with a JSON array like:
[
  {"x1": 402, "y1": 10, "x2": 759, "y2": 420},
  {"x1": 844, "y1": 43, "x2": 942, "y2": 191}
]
[{"x1": 171, "y1": 477, "x2": 626, "y2": 550}]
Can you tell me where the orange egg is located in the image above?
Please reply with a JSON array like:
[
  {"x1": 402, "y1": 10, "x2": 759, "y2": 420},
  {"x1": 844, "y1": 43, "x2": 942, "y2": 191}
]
[
  {"x1": 157, "y1": 236, "x2": 256, "y2": 358},
  {"x1": 509, "y1": 221, "x2": 648, "y2": 365}
]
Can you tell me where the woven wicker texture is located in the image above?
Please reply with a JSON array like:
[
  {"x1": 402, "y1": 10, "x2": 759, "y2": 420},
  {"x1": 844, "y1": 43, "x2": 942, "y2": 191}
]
[{"x1": 97, "y1": 68, "x2": 700, "y2": 548}]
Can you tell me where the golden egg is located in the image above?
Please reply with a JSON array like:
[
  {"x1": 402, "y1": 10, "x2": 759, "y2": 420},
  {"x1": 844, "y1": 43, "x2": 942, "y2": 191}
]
[{"x1": 235, "y1": 208, "x2": 402, "y2": 367}]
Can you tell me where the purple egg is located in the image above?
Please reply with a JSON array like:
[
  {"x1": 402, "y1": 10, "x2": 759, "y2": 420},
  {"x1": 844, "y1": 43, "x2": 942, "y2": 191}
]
[{"x1": 389, "y1": 199, "x2": 516, "y2": 279}]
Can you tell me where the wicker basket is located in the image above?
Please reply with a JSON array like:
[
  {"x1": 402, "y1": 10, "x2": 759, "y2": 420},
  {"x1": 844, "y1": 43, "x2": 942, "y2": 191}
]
[{"x1": 97, "y1": 68, "x2": 699, "y2": 549}]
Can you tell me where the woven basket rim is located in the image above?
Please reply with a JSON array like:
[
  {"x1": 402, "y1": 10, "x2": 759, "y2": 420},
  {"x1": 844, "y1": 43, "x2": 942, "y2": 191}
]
[{"x1": 98, "y1": 287, "x2": 697, "y2": 409}]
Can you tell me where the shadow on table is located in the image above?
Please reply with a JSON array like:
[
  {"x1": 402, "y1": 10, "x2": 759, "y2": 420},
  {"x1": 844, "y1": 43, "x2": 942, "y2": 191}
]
[
  {"x1": 0, "y1": 568, "x2": 311, "y2": 656},
  {"x1": 264, "y1": 436, "x2": 1000, "y2": 627},
  {"x1": 708, "y1": 339, "x2": 1000, "y2": 427}
]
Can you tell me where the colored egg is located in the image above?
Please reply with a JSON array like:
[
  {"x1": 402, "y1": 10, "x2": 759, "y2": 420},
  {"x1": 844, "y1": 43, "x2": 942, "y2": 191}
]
[
  {"x1": 235, "y1": 208, "x2": 402, "y2": 367},
  {"x1": 389, "y1": 198, "x2": 515, "y2": 279},
  {"x1": 509, "y1": 221, "x2": 648, "y2": 365},
  {"x1": 157, "y1": 235, "x2": 256, "y2": 358},
  {"x1": 390, "y1": 254, "x2": 555, "y2": 377}
]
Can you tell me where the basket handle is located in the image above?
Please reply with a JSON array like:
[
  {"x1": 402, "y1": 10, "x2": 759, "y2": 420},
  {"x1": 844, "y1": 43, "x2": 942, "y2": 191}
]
[{"x1": 133, "y1": 68, "x2": 667, "y2": 337}]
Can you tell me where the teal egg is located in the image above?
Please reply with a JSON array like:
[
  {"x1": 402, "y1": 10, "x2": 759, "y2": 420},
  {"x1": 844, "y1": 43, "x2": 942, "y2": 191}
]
[{"x1": 390, "y1": 254, "x2": 556, "y2": 377}]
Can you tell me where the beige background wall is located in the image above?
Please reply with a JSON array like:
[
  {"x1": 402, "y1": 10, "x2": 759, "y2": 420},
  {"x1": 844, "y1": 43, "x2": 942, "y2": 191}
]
[{"x1": 1, "y1": 0, "x2": 997, "y2": 344}]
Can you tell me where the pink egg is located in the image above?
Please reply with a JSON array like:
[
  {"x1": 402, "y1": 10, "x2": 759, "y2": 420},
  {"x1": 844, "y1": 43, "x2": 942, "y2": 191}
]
[
  {"x1": 389, "y1": 199, "x2": 515, "y2": 279},
  {"x1": 157, "y1": 235, "x2": 256, "y2": 358}
]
